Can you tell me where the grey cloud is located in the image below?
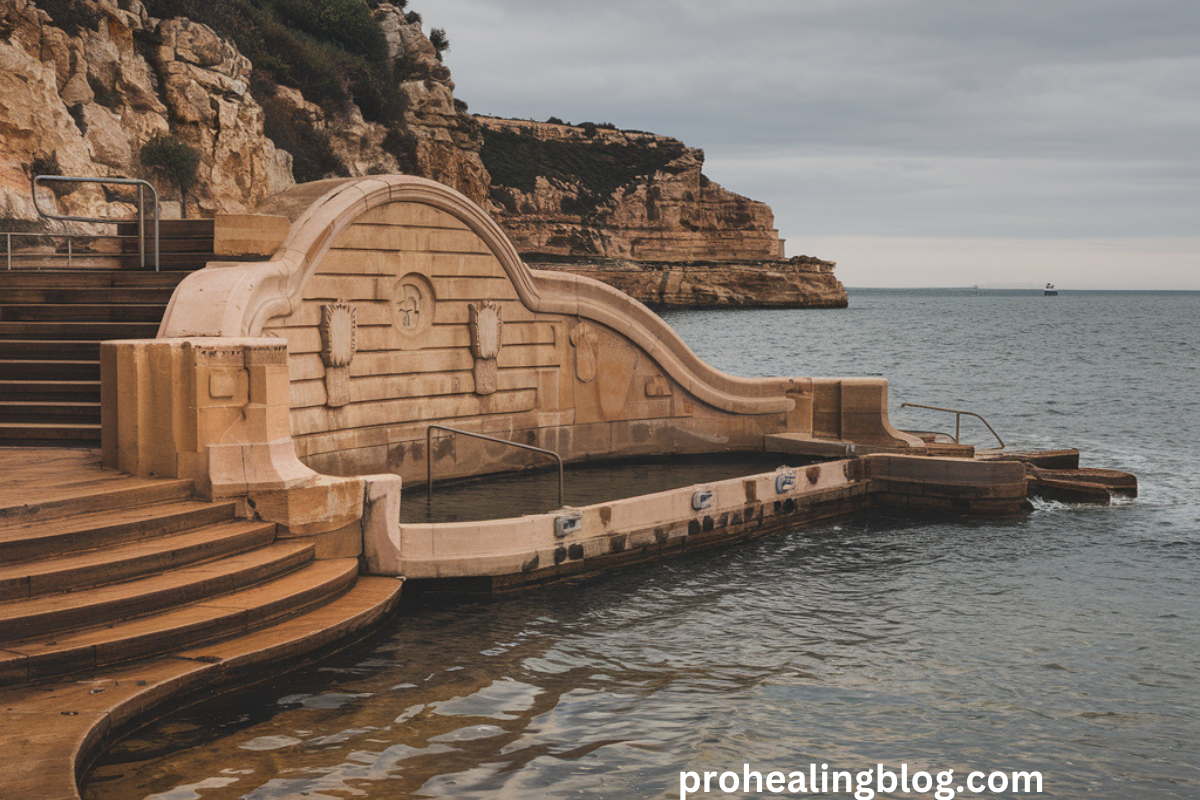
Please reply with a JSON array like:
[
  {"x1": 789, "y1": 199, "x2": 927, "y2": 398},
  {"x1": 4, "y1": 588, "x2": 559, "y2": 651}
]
[{"x1": 425, "y1": 0, "x2": 1200, "y2": 254}]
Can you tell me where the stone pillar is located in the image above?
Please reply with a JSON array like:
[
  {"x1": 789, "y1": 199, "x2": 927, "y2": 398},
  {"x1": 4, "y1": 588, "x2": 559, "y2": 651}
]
[{"x1": 100, "y1": 338, "x2": 368, "y2": 554}]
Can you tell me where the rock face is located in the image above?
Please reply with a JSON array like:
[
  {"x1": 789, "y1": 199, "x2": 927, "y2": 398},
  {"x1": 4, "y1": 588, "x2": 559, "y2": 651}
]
[
  {"x1": 542, "y1": 256, "x2": 847, "y2": 309},
  {"x1": 253, "y1": 3, "x2": 490, "y2": 208},
  {"x1": 0, "y1": 0, "x2": 489, "y2": 224},
  {"x1": 479, "y1": 117, "x2": 784, "y2": 262},
  {"x1": 0, "y1": 0, "x2": 292, "y2": 222}
]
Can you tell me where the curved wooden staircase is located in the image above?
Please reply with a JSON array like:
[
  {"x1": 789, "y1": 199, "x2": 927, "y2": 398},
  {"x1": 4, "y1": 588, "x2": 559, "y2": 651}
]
[
  {"x1": 0, "y1": 220, "x2": 404, "y2": 799},
  {"x1": 0, "y1": 450, "x2": 402, "y2": 800}
]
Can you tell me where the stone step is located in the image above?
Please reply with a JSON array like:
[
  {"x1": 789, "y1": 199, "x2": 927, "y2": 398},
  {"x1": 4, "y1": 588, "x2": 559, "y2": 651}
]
[
  {"x1": 0, "y1": 422, "x2": 100, "y2": 445},
  {"x1": 0, "y1": 304, "x2": 167, "y2": 322},
  {"x1": 0, "y1": 474, "x2": 193, "y2": 526},
  {"x1": 0, "y1": 555, "x2": 357, "y2": 685},
  {"x1": 0, "y1": 340, "x2": 100, "y2": 360},
  {"x1": 0, "y1": 360, "x2": 99, "y2": 380},
  {"x1": 0, "y1": 321, "x2": 160, "y2": 340},
  {"x1": 0, "y1": 540, "x2": 315, "y2": 642},
  {"x1": 0, "y1": 499, "x2": 237, "y2": 563},
  {"x1": 0, "y1": 380, "x2": 100, "y2": 402},
  {"x1": 0, "y1": 288, "x2": 176, "y2": 305},
  {"x1": 0, "y1": 519, "x2": 277, "y2": 601},
  {"x1": 0, "y1": 401, "x2": 100, "y2": 424}
]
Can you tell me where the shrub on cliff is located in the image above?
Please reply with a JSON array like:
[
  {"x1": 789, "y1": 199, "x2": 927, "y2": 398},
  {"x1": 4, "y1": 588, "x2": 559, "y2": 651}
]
[
  {"x1": 139, "y1": 134, "x2": 201, "y2": 216},
  {"x1": 481, "y1": 126, "x2": 688, "y2": 208},
  {"x1": 144, "y1": 0, "x2": 399, "y2": 122},
  {"x1": 429, "y1": 27, "x2": 449, "y2": 60}
]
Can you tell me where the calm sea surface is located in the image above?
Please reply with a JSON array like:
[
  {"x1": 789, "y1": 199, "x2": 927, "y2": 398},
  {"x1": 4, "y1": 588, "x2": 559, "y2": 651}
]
[{"x1": 86, "y1": 289, "x2": 1200, "y2": 799}]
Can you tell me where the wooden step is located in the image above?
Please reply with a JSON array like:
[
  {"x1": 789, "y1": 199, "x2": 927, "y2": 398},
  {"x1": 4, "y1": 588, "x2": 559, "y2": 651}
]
[
  {"x1": 0, "y1": 288, "x2": 176, "y2": 305},
  {"x1": 0, "y1": 499, "x2": 237, "y2": 563},
  {"x1": 0, "y1": 381, "x2": 100, "y2": 402},
  {"x1": 0, "y1": 340, "x2": 100, "y2": 360},
  {"x1": 0, "y1": 271, "x2": 188, "y2": 289},
  {"x1": 0, "y1": 473, "x2": 193, "y2": 526},
  {"x1": 0, "y1": 422, "x2": 100, "y2": 444},
  {"x1": 0, "y1": 401, "x2": 100, "y2": 424},
  {"x1": 0, "y1": 575, "x2": 402, "y2": 800},
  {"x1": 117, "y1": 219, "x2": 215, "y2": 237},
  {"x1": 0, "y1": 360, "x2": 99, "y2": 380},
  {"x1": 121, "y1": 238, "x2": 219, "y2": 254},
  {"x1": 0, "y1": 519, "x2": 277, "y2": 601},
  {"x1": 0, "y1": 560, "x2": 382, "y2": 686},
  {"x1": 0, "y1": 321, "x2": 160, "y2": 340},
  {"x1": 0, "y1": 304, "x2": 166, "y2": 322},
  {"x1": 0, "y1": 540, "x2": 314, "y2": 641}
]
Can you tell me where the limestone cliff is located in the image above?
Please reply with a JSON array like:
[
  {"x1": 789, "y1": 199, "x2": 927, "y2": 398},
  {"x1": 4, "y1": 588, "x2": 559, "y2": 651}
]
[
  {"x1": 480, "y1": 117, "x2": 784, "y2": 262},
  {"x1": 0, "y1": 0, "x2": 488, "y2": 222},
  {"x1": 0, "y1": 0, "x2": 292, "y2": 221},
  {"x1": 538, "y1": 256, "x2": 846, "y2": 309}
]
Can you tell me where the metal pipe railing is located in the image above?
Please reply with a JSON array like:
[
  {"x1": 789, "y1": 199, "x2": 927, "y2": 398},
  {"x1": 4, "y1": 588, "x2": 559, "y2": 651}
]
[
  {"x1": 30, "y1": 175, "x2": 159, "y2": 270},
  {"x1": 900, "y1": 403, "x2": 1006, "y2": 450},
  {"x1": 426, "y1": 424, "x2": 565, "y2": 508},
  {"x1": 2, "y1": 231, "x2": 157, "y2": 270}
]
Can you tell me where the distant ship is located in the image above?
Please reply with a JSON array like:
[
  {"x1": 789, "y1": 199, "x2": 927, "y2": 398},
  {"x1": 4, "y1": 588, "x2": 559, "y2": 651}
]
[{"x1": 1044, "y1": 283, "x2": 1058, "y2": 296}]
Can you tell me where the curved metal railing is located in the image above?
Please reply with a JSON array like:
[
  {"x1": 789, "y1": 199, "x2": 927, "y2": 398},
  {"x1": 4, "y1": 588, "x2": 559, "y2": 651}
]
[
  {"x1": 426, "y1": 424, "x2": 565, "y2": 508},
  {"x1": 900, "y1": 402, "x2": 1006, "y2": 450},
  {"x1": 31, "y1": 175, "x2": 159, "y2": 270}
]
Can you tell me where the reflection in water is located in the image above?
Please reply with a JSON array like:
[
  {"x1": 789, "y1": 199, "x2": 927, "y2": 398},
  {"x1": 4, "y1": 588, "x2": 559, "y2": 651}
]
[{"x1": 86, "y1": 291, "x2": 1200, "y2": 799}]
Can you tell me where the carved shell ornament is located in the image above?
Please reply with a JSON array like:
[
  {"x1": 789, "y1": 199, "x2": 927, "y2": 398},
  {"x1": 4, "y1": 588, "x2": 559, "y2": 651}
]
[
  {"x1": 319, "y1": 302, "x2": 357, "y2": 367},
  {"x1": 469, "y1": 302, "x2": 503, "y2": 360},
  {"x1": 319, "y1": 301, "x2": 357, "y2": 407},
  {"x1": 469, "y1": 302, "x2": 503, "y2": 395}
]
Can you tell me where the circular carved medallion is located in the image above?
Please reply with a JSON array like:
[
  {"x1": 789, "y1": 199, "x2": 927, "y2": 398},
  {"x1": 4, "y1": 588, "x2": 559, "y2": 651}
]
[{"x1": 391, "y1": 273, "x2": 435, "y2": 337}]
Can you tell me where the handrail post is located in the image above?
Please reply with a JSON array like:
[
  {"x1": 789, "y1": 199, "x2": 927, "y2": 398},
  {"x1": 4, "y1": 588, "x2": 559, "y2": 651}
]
[
  {"x1": 427, "y1": 426, "x2": 434, "y2": 504},
  {"x1": 5, "y1": 233, "x2": 9, "y2": 270},
  {"x1": 425, "y1": 424, "x2": 566, "y2": 510},
  {"x1": 137, "y1": 183, "x2": 145, "y2": 269}
]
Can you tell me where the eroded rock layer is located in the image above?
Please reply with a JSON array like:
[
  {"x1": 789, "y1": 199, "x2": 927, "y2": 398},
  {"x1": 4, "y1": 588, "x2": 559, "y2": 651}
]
[
  {"x1": 541, "y1": 256, "x2": 848, "y2": 309},
  {"x1": 480, "y1": 117, "x2": 785, "y2": 263}
]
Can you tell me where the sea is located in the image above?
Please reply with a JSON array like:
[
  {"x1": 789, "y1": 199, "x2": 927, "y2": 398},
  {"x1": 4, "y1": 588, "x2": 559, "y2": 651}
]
[{"x1": 84, "y1": 289, "x2": 1200, "y2": 800}]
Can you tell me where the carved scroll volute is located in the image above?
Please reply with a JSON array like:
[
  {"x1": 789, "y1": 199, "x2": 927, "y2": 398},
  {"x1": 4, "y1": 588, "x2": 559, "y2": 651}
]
[
  {"x1": 320, "y1": 301, "x2": 357, "y2": 407},
  {"x1": 469, "y1": 301, "x2": 503, "y2": 395}
]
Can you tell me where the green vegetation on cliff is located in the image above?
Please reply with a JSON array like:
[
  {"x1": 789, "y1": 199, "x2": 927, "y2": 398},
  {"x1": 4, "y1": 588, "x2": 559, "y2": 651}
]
[
  {"x1": 481, "y1": 125, "x2": 688, "y2": 215},
  {"x1": 141, "y1": 0, "x2": 435, "y2": 182}
]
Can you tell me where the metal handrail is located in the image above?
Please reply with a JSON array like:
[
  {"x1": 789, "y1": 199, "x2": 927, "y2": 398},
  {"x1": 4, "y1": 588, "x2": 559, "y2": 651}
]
[
  {"x1": 31, "y1": 175, "x2": 159, "y2": 270},
  {"x1": 900, "y1": 403, "x2": 1006, "y2": 450},
  {"x1": 426, "y1": 424, "x2": 565, "y2": 508}
]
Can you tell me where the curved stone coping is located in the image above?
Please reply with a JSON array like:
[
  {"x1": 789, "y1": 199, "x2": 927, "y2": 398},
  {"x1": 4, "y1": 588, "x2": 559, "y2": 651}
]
[
  {"x1": 158, "y1": 176, "x2": 799, "y2": 416},
  {"x1": 0, "y1": 576, "x2": 402, "y2": 800},
  {"x1": 391, "y1": 460, "x2": 857, "y2": 580}
]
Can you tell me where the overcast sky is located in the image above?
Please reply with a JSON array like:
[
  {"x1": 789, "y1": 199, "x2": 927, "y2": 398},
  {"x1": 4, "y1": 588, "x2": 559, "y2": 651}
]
[{"x1": 424, "y1": 0, "x2": 1199, "y2": 288}]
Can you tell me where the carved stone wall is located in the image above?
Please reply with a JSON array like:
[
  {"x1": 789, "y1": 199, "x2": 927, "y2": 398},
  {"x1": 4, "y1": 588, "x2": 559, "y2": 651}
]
[{"x1": 161, "y1": 177, "x2": 917, "y2": 484}]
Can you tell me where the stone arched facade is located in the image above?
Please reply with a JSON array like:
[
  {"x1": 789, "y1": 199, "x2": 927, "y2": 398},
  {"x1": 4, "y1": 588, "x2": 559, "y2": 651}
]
[{"x1": 157, "y1": 176, "x2": 917, "y2": 484}]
